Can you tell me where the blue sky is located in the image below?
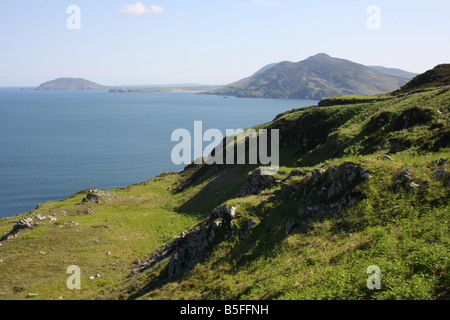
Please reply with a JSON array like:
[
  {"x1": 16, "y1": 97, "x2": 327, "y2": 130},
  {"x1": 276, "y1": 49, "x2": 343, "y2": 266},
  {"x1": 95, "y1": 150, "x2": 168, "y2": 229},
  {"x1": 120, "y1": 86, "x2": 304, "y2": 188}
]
[{"x1": 0, "y1": 0, "x2": 449, "y2": 86}]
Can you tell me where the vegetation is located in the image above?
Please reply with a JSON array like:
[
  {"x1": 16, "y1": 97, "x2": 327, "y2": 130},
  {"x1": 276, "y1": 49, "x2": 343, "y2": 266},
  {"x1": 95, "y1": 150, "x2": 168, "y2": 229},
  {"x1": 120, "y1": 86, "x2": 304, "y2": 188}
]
[{"x1": 0, "y1": 67, "x2": 449, "y2": 300}]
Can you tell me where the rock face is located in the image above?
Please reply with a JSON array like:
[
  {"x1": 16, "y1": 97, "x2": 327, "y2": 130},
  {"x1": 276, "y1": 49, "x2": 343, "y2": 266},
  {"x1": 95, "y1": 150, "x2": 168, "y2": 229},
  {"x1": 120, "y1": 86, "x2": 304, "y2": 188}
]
[
  {"x1": 81, "y1": 189, "x2": 117, "y2": 204},
  {"x1": 135, "y1": 206, "x2": 237, "y2": 281},
  {"x1": 393, "y1": 107, "x2": 433, "y2": 131},
  {"x1": 238, "y1": 169, "x2": 282, "y2": 197},
  {"x1": 269, "y1": 110, "x2": 333, "y2": 152},
  {"x1": 286, "y1": 162, "x2": 371, "y2": 235}
]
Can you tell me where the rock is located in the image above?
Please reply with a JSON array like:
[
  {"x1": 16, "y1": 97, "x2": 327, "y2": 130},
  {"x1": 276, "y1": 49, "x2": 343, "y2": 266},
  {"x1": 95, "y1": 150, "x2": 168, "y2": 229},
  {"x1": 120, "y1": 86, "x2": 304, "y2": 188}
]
[
  {"x1": 238, "y1": 168, "x2": 281, "y2": 197},
  {"x1": 13, "y1": 218, "x2": 33, "y2": 232},
  {"x1": 27, "y1": 293, "x2": 38, "y2": 298},
  {"x1": 286, "y1": 218, "x2": 301, "y2": 235},
  {"x1": 327, "y1": 181, "x2": 343, "y2": 200},
  {"x1": 223, "y1": 206, "x2": 236, "y2": 219},
  {"x1": 82, "y1": 189, "x2": 117, "y2": 204},
  {"x1": 311, "y1": 168, "x2": 326, "y2": 184},
  {"x1": 85, "y1": 208, "x2": 95, "y2": 215},
  {"x1": 407, "y1": 182, "x2": 420, "y2": 192},
  {"x1": 383, "y1": 155, "x2": 394, "y2": 161},
  {"x1": 399, "y1": 170, "x2": 413, "y2": 183},
  {"x1": 133, "y1": 259, "x2": 140, "y2": 265},
  {"x1": 136, "y1": 205, "x2": 237, "y2": 280},
  {"x1": 286, "y1": 169, "x2": 306, "y2": 180},
  {"x1": 434, "y1": 168, "x2": 447, "y2": 178},
  {"x1": 247, "y1": 220, "x2": 259, "y2": 230}
]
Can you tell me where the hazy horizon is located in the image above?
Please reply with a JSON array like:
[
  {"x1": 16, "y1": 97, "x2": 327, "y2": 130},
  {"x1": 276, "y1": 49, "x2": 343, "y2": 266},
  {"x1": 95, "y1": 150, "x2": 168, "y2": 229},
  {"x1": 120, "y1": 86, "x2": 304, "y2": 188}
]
[{"x1": 1, "y1": 0, "x2": 449, "y2": 86}]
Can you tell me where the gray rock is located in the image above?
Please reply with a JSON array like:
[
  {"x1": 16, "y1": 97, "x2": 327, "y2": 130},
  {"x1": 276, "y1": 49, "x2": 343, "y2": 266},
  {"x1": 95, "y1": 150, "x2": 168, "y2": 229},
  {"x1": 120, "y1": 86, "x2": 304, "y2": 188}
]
[
  {"x1": 286, "y1": 218, "x2": 300, "y2": 235},
  {"x1": 407, "y1": 182, "x2": 420, "y2": 192},
  {"x1": 434, "y1": 168, "x2": 447, "y2": 178},
  {"x1": 13, "y1": 218, "x2": 33, "y2": 232},
  {"x1": 81, "y1": 189, "x2": 117, "y2": 204},
  {"x1": 238, "y1": 169, "x2": 281, "y2": 197}
]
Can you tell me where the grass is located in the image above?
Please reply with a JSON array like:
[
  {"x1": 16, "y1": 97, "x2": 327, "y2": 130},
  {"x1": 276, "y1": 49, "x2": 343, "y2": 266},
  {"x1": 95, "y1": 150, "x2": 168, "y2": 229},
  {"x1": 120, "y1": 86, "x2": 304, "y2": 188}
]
[{"x1": 0, "y1": 87, "x2": 448, "y2": 300}]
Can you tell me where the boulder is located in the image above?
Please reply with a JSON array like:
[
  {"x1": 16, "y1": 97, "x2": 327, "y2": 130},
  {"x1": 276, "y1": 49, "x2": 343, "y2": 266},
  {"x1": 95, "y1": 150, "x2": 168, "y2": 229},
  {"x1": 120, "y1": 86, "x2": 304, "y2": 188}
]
[
  {"x1": 13, "y1": 218, "x2": 33, "y2": 232},
  {"x1": 81, "y1": 189, "x2": 117, "y2": 204}
]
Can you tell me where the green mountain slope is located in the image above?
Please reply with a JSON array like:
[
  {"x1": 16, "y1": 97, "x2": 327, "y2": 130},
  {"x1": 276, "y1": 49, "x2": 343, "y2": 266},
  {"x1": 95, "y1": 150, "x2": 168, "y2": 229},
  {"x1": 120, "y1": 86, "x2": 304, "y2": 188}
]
[
  {"x1": 0, "y1": 67, "x2": 448, "y2": 300},
  {"x1": 393, "y1": 64, "x2": 450, "y2": 95},
  {"x1": 205, "y1": 54, "x2": 411, "y2": 100}
]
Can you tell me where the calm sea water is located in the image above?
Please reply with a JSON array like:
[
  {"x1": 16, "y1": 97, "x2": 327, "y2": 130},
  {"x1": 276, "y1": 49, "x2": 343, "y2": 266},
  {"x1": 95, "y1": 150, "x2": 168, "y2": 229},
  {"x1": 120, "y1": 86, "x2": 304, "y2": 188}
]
[{"x1": 0, "y1": 88, "x2": 317, "y2": 218}]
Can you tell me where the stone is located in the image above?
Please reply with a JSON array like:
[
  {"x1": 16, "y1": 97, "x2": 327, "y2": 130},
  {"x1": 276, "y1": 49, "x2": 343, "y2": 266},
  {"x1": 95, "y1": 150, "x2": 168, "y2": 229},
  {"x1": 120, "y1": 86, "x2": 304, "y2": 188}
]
[
  {"x1": 237, "y1": 168, "x2": 285, "y2": 197},
  {"x1": 383, "y1": 155, "x2": 394, "y2": 161},
  {"x1": 286, "y1": 218, "x2": 299, "y2": 235},
  {"x1": 434, "y1": 168, "x2": 447, "y2": 178},
  {"x1": 33, "y1": 214, "x2": 46, "y2": 221},
  {"x1": 81, "y1": 189, "x2": 117, "y2": 204},
  {"x1": 407, "y1": 182, "x2": 420, "y2": 192},
  {"x1": 13, "y1": 218, "x2": 33, "y2": 232},
  {"x1": 247, "y1": 220, "x2": 259, "y2": 230}
]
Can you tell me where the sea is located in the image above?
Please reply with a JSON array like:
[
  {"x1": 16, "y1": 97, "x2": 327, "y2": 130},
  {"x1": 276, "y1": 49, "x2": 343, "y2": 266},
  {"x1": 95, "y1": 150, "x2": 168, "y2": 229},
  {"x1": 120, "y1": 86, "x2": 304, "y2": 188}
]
[{"x1": 0, "y1": 88, "x2": 317, "y2": 218}]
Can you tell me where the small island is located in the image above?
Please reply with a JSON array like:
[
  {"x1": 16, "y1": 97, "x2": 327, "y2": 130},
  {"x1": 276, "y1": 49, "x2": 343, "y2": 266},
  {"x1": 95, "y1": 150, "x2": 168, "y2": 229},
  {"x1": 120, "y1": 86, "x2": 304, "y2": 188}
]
[{"x1": 25, "y1": 78, "x2": 107, "y2": 91}]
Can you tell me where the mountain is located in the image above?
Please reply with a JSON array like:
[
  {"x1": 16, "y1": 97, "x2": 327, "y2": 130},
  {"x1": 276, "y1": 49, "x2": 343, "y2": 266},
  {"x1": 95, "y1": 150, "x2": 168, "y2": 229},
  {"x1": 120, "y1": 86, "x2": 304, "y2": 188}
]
[
  {"x1": 368, "y1": 66, "x2": 418, "y2": 80},
  {"x1": 205, "y1": 53, "x2": 411, "y2": 100},
  {"x1": 33, "y1": 78, "x2": 106, "y2": 90},
  {"x1": 0, "y1": 66, "x2": 449, "y2": 301},
  {"x1": 393, "y1": 63, "x2": 450, "y2": 95}
]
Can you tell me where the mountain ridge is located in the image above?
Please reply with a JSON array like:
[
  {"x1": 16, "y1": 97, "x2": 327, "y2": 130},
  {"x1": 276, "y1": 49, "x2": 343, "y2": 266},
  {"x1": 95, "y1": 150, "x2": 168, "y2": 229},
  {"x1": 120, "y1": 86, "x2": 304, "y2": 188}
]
[{"x1": 205, "y1": 53, "x2": 414, "y2": 100}]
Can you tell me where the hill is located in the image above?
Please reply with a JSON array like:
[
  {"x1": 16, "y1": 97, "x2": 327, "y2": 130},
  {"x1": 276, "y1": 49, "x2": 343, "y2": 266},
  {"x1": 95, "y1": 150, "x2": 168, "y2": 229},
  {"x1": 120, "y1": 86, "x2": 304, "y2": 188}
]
[
  {"x1": 368, "y1": 66, "x2": 418, "y2": 80},
  {"x1": 0, "y1": 66, "x2": 448, "y2": 301},
  {"x1": 205, "y1": 53, "x2": 411, "y2": 100},
  {"x1": 33, "y1": 78, "x2": 106, "y2": 90},
  {"x1": 393, "y1": 64, "x2": 450, "y2": 95}
]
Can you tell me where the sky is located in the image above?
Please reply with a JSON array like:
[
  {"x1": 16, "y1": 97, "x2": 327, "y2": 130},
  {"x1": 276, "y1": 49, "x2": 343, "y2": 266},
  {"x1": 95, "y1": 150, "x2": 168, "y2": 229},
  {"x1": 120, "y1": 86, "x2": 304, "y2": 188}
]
[{"x1": 0, "y1": 0, "x2": 449, "y2": 86}]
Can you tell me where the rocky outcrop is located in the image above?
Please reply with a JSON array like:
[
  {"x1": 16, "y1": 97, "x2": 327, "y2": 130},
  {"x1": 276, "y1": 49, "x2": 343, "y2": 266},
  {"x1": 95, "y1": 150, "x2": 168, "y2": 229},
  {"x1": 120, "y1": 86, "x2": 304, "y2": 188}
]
[
  {"x1": 392, "y1": 169, "x2": 420, "y2": 192},
  {"x1": 1, "y1": 217, "x2": 34, "y2": 242},
  {"x1": 268, "y1": 110, "x2": 333, "y2": 152},
  {"x1": 393, "y1": 107, "x2": 433, "y2": 131},
  {"x1": 13, "y1": 218, "x2": 33, "y2": 232},
  {"x1": 238, "y1": 169, "x2": 282, "y2": 197},
  {"x1": 135, "y1": 206, "x2": 237, "y2": 281},
  {"x1": 286, "y1": 162, "x2": 371, "y2": 235},
  {"x1": 81, "y1": 189, "x2": 117, "y2": 204}
]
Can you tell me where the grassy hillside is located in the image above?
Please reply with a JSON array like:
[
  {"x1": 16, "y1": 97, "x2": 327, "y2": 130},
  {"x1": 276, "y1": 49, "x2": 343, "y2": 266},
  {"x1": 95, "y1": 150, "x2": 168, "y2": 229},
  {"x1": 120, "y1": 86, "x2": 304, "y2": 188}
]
[{"x1": 0, "y1": 83, "x2": 448, "y2": 300}]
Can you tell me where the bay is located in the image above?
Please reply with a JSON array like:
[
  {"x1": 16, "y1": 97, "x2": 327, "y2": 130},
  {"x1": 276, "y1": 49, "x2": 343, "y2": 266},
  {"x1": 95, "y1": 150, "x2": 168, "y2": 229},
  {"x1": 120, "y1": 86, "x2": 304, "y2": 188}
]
[{"x1": 0, "y1": 88, "x2": 317, "y2": 218}]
